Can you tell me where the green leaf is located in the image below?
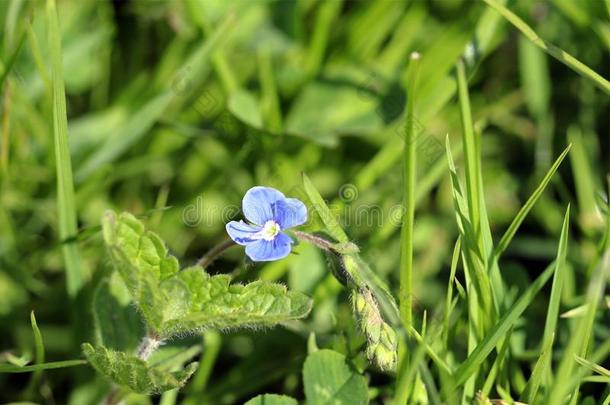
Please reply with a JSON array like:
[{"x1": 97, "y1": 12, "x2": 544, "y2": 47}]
[
  {"x1": 82, "y1": 343, "x2": 198, "y2": 395},
  {"x1": 93, "y1": 275, "x2": 144, "y2": 351},
  {"x1": 228, "y1": 89, "x2": 264, "y2": 129},
  {"x1": 102, "y1": 211, "x2": 312, "y2": 338},
  {"x1": 289, "y1": 243, "x2": 326, "y2": 293},
  {"x1": 0, "y1": 272, "x2": 27, "y2": 316},
  {"x1": 303, "y1": 349, "x2": 369, "y2": 405},
  {"x1": 286, "y1": 78, "x2": 384, "y2": 146},
  {"x1": 159, "y1": 266, "x2": 312, "y2": 336},
  {"x1": 244, "y1": 394, "x2": 298, "y2": 405},
  {"x1": 102, "y1": 210, "x2": 179, "y2": 333}
]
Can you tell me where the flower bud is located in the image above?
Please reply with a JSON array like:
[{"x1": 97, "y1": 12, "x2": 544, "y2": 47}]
[
  {"x1": 373, "y1": 344, "x2": 397, "y2": 372},
  {"x1": 350, "y1": 288, "x2": 398, "y2": 372}
]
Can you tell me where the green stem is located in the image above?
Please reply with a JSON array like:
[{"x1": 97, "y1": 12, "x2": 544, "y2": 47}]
[
  {"x1": 395, "y1": 52, "x2": 421, "y2": 405},
  {"x1": 399, "y1": 52, "x2": 420, "y2": 330}
]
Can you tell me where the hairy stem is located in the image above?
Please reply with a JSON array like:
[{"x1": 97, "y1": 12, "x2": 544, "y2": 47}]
[
  {"x1": 136, "y1": 331, "x2": 164, "y2": 361},
  {"x1": 293, "y1": 230, "x2": 359, "y2": 254},
  {"x1": 196, "y1": 239, "x2": 236, "y2": 268},
  {"x1": 293, "y1": 230, "x2": 335, "y2": 251}
]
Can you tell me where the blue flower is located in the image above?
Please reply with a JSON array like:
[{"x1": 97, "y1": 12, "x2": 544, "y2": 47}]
[{"x1": 226, "y1": 186, "x2": 308, "y2": 262}]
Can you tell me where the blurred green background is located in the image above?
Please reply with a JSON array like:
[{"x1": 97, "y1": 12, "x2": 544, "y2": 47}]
[{"x1": 0, "y1": 0, "x2": 608, "y2": 403}]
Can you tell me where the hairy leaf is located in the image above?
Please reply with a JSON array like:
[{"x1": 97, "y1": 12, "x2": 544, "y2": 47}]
[
  {"x1": 82, "y1": 343, "x2": 197, "y2": 395},
  {"x1": 101, "y1": 211, "x2": 312, "y2": 338},
  {"x1": 102, "y1": 211, "x2": 178, "y2": 332},
  {"x1": 159, "y1": 267, "x2": 312, "y2": 335}
]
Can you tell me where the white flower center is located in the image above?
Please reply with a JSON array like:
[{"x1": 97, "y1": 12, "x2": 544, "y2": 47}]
[{"x1": 256, "y1": 220, "x2": 281, "y2": 241}]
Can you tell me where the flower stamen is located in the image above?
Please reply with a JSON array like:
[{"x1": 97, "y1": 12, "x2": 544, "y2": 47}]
[{"x1": 255, "y1": 220, "x2": 281, "y2": 241}]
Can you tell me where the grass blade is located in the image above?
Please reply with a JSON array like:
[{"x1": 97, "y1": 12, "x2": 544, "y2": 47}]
[
  {"x1": 456, "y1": 59, "x2": 482, "y2": 248},
  {"x1": 400, "y1": 52, "x2": 421, "y2": 329},
  {"x1": 30, "y1": 310, "x2": 45, "y2": 367},
  {"x1": 25, "y1": 311, "x2": 46, "y2": 395},
  {"x1": 0, "y1": 360, "x2": 87, "y2": 373},
  {"x1": 305, "y1": 0, "x2": 343, "y2": 78},
  {"x1": 185, "y1": 0, "x2": 239, "y2": 94},
  {"x1": 452, "y1": 260, "x2": 556, "y2": 388},
  {"x1": 495, "y1": 144, "x2": 572, "y2": 258},
  {"x1": 47, "y1": 0, "x2": 84, "y2": 296},
  {"x1": 185, "y1": 331, "x2": 222, "y2": 401},
  {"x1": 520, "y1": 205, "x2": 570, "y2": 402},
  {"x1": 482, "y1": 0, "x2": 610, "y2": 95},
  {"x1": 521, "y1": 333, "x2": 555, "y2": 403},
  {"x1": 541, "y1": 205, "x2": 570, "y2": 351},
  {"x1": 258, "y1": 49, "x2": 283, "y2": 134},
  {"x1": 302, "y1": 172, "x2": 349, "y2": 244},
  {"x1": 351, "y1": 0, "x2": 508, "y2": 197},
  {"x1": 574, "y1": 356, "x2": 610, "y2": 379},
  {"x1": 443, "y1": 236, "x2": 461, "y2": 348},
  {"x1": 0, "y1": 31, "x2": 25, "y2": 93},
  {"x1": 445, "y1": 135, "x2": 493, "y2": 332},
  {"x1": 75, "y1": 92, "x2": 173, "y2": 182},
  {"x1": 568, "y1": 126, "x2": 602, "y2": 232},
  {"x1": 76, "y1": 12, "x2": 234, "y2": 182},
  {"x1": 548, "y1": 248, "x2": 610, "y2": 403}
]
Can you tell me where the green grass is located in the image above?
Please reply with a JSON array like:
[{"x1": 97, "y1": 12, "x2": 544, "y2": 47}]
[
  {"x1": 399, "y1": 51, "x2": 420, "y2": 330},
  {"x1": 0, "y1": 0, "x2": 609, "y2": 404},
  {"x1": 483, "y1": 0, "x2": 610, "y2": 95},
  {"x1": 46, "y1": 0, "x2": 83, "y2": 297}
]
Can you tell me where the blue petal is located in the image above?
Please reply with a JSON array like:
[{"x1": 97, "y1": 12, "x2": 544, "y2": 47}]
[
  {"x1": 226, "y1": 220, "x2": 262, "y2": 245},
  {"x1": 274, "y1": 198, "x2": 307, "y2": 229},
  {"x1": 245, "y1": 232, "x2": 293, "y2": 261},
  {"x1": 242, "y1": 186, "x2": 286, "y2": 225}
]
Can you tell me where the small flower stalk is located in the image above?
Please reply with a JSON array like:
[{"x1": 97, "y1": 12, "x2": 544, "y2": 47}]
[{"x1": 351, "y1": 288, "x2": 398, "y2": 372}]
